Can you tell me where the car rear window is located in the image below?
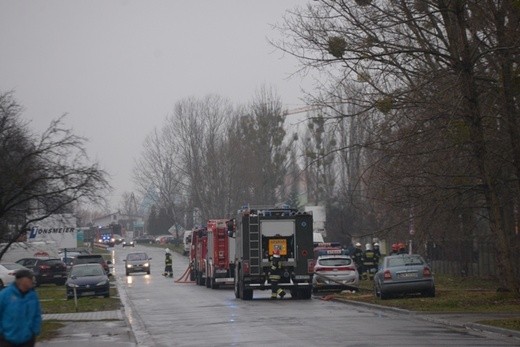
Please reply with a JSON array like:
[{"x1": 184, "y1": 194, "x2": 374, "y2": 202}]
[
  {"x1": 387, "y1": 255, "x2": 424, "y2": 267},
  {"x1": 318, "y1": 258, "x2": 352, "y2": 266},
  {"x1": 71, "y1": 265, "x2": 104, "y2": 277},
  {"x1": 43, "y1": 259, "x2": 64, "y2": 266},
  {"x1": 74, "y1": 256, "x2": 104, "y2": 264}
]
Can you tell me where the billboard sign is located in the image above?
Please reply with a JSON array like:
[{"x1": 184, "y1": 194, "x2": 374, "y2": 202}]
[{"x1": 27, "y1": 214, "x2": 78, "y2": 249}]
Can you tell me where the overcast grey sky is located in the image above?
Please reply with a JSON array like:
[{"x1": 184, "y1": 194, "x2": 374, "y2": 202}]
[{"x1": 0, "y1": 1, "x2": 311, "y2": 208}]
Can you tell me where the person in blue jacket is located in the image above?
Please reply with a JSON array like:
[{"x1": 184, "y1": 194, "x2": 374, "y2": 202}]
[{"x1": 0, "y1": 269, "x2": 41, "y2": 347}]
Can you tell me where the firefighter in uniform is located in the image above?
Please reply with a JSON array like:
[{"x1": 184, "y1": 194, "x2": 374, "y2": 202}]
[
  {"x1": 352, "y1": 242, "x2": 364, "y2": 279},
  {"x1": 398, "y1": 242, "x2": 407, "y2": 254},
  {"x1": 163, "y1": 248, "x2": 173, "y2": 278},
  {"x1": 269, "y1": 248, "x2": 286, "y2": 299},
  {"x1": 373, "y1": 242, "x2": 381, "y2": 263},
  {"x1": 362, "y1": 243, "x2": 377, "y2": 280}
]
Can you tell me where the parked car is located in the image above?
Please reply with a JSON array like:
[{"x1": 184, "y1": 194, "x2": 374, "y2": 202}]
[
  {"x1": 156, "y1": 235, "x2": 176, "y2": 244},
  {"x1": 16, "y1": 258, "x2": 67, "y2": 286},
  {"x1": 71, "y1": 255, "x2": 111, "y2": 274},
  {"x1": 66, "y1": 263, "x2": 110, "y2": 299},
  {"x1": 134, "y1": 235, "x2": 155, "y2": 244},
  {"x1": 122, "y1": 240, "x2": 135, "y2": 247},
  {"x1": 0, "y1": 263, "x2": 32, "y2": 289},
  {"x1": 373, "y1": 254, "x2": 435, "y2": 300},
  {"x1": 124, "y1": 252, "x2": 151, "y2": 276},
  {"x1": 312, "y1": 254, "x2": 359, "y2": 293}
]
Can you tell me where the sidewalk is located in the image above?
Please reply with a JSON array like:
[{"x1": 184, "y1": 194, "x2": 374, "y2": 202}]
[{"x1": 39, "y1": 310, "x2": 137, "y2": 347}]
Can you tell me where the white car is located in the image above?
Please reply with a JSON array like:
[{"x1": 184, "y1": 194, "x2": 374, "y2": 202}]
[
  {"x1": 122, "y1": 240, "x2": 135, "y2": 247},
  {"x1": 0, "y1": 263, "x2": 32, "y2": 288},
  {"x1": 312, "y1": 255, "x2": 359, "y2": 293}
]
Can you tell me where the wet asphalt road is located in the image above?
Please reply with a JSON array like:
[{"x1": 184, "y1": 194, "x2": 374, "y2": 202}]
[{"x1": 112, "y1": 245, "x2": 519, "y2": 347}]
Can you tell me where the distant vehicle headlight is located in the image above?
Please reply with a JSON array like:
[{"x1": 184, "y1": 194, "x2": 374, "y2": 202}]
[
  {"x1": 126, "y1": 264, "x2": 133, "y2": 268},
  {"x1": 144, "y1": 263, "x2": 150, "y2": 267}
]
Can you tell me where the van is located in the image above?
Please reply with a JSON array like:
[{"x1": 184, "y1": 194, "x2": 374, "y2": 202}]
[
  {"x1": 183, "y1": 230, "x2": 192, "y2": 256},
  {"x1": 313, "y1": 232, "x2": 325, "y2": 243}
]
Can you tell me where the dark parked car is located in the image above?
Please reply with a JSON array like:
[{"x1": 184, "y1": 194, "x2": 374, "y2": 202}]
[
  {"x1": 71, "y1": 255, "x2": 111, "y2": 274},
  {"x1": 373, "y1": 254, "x2": 435, "y2": 300},
  {"x1": 66, "y1": 263, "x2": 110, "y2": 299},
  {"x1": 124, "y1": 252, "x2": 151, "y2": 276},
  {"x1": 16, "y1": 258, "x2": 67, "y2": 286},
  {"x1": 133, "y1": 235, "x2": 155, "y2": 244}
]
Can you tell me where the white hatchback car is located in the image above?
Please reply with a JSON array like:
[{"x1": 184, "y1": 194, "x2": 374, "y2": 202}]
[
  {"x1": 312, "y1": 255, "x2": 359, "y2": 293},
  {"x1": 0, "y1": 263, "x2": 32, "y2": 288}
]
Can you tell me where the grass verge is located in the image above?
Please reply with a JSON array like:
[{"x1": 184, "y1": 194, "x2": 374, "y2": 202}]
[
  {"x1": 37, "y1": 282, "x2": 120, "y2": 314},
  {"x1": 335, "y1": 274, "x2": 520, "y2": 331},
  {"x1": 36, "y1": 275, "x2": 121, "y2": 340}
]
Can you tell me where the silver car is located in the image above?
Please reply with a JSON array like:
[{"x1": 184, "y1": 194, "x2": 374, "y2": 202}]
[
  {"x1": 374, "y1": 254, "x2": 435, "y2": 299},
  {"x1": 312, "y1": 255, "x2": 359, "y2": 293},
  {"x1": 124, "y1": 252, "x2": 151, "y2": 276}
]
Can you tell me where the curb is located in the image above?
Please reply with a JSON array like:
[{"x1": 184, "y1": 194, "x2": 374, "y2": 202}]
[
  {"x1": 333, "y1": 297, "x2": 520, "y2": 340},
  {"x1": 42, "y1": 310, "x2": 123, "y2": 321},
  {"x1": 115, "y1": 272, "x2": 154, "y2": 346}
]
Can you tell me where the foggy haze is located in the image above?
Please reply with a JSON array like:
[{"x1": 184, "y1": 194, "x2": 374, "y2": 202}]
[{"x1": 0, "y1": 1, "x2": 309, "y2": 208}]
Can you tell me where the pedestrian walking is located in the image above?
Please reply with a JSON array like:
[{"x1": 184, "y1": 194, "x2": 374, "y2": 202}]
[{"x1": 0, "y1": 269, "x2": 41, "y2": 347}]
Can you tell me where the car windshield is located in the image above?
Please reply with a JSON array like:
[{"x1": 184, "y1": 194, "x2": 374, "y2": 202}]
[
  {"x1": 387, "y1": 255, "x2": 424, "y2": 267},
  {"x1": 318, "y1": 258, "x2": 351, "y2": 266},
  {"x1": 127, "y1": 253, "x2": 147, "y2": 261},
  {"x1": 71, "y1": 266, "x2": 104, "y2": 277}
]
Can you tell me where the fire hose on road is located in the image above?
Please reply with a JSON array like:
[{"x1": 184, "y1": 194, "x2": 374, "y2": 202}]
[{"x1": 174, "y1": 265, "x2": 194, "y2": 283}]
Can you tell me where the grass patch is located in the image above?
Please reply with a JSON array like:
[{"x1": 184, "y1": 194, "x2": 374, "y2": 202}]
[
  {"x1": 337, "y1": 274, "x2": 520, "y2": 331},
  {"x1": 38, "y1": 321, "x2": 65, "y2": 341},
  {"x1": 37, "y1": 282, "x2": 120, "y2": 314}
]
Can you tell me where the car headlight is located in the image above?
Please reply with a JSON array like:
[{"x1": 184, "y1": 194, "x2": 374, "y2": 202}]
[
  {"x1": 67, "y1": 283, "x2": 79, "y2": 288},
  {"x1": 126, "y1": 264, "x2": 133, "y2": 268},
  {"x1": 144, "y1": 263, "x2": 150, "y2": 267},
  {"x1": 96, "y1": 280, "x2": 109, "y2": 286}
]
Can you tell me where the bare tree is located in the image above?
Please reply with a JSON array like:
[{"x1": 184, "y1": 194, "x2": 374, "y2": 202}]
[
  {"x1": 0, "y1": 91, "x2": 109, "y2": 259},
  {"x1": 275, "y1": 1, "x2": 520, "y2": 291},
  {"x1": 234, "y1": 86, "x2": 290, "y2": 205}
]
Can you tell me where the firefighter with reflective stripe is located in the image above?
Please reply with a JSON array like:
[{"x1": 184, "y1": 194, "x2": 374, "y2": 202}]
[
  {"x1": 352, "y1": 242, "x2": 364, "y2": 278},
  {"x1": 362, "y1": 243, "x2": 377, "y2": 280},
  {"x1": 269, "y1": 248, "x2": 286, "y2": 299},
  {"x1": 163, "y1": 248, "x2": 173, "y2": 278}
]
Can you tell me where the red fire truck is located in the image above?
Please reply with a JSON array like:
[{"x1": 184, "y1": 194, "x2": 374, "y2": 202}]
[
  {"x1": 189, "y1": 226, "x2": 207, "y2": 285},
  {"x1": 204, "y1": 219, "x2": 235, "y2": 289}
]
